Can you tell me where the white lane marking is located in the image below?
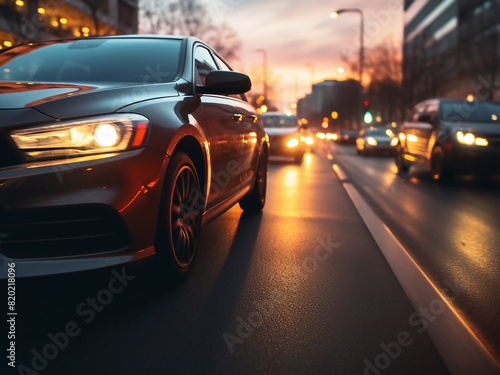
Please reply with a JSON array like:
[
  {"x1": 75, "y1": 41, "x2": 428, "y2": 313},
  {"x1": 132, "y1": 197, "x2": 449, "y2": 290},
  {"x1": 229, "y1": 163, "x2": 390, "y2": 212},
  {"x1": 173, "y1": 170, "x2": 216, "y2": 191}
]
[
  {"x1": 341, "y1": 181, "x2": 500, "y2": 375},
  {"x1": 332, "y1": 164, "x2": 348, "y2": 182}
]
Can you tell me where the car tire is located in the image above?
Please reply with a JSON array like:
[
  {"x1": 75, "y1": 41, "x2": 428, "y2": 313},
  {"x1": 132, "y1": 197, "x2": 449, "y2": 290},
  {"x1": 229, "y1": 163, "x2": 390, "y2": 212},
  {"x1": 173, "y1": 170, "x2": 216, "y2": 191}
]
[
  {"x1": 431, "y1": 146, "x2": 453, "y2": 182},
  {"x1": 239, "y1": 151, "x2": 267, "y2": 213},
  {"x1": 395, "y1": 144, "x2": 410, "y2": 177},
  {"x1": 155, "y1": 152, "x2": 202, "y2": 278}
]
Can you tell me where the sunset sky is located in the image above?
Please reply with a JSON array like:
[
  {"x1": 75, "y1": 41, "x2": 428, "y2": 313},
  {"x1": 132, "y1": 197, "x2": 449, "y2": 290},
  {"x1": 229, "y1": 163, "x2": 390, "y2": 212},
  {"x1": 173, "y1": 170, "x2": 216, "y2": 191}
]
[{"x1": 206, "y1": 0, "x2": 404, "y2": 110}]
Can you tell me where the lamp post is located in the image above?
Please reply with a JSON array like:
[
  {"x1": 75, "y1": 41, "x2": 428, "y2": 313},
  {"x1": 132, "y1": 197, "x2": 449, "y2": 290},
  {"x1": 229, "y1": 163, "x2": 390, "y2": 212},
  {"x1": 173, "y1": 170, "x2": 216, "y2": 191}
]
[
  {"x1": 330, "y1": 8, "x2": 364, "y2": 84},
  {"x1": 255, "y1": 48, "x2": 268, "y2": 100}
]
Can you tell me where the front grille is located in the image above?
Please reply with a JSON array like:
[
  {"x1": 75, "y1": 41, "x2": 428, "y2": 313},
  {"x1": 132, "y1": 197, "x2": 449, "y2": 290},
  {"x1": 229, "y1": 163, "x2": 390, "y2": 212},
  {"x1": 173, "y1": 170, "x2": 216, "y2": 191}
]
[{"x1": 0, "y1": 205, "x2": 131, "y2": 259}]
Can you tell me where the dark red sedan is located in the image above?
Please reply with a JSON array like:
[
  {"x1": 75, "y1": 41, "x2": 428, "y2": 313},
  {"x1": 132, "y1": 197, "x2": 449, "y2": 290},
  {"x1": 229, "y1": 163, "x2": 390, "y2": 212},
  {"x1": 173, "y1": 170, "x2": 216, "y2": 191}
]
[{"x1": 0, "y1": 36, "x2": 268, "y2": 279}]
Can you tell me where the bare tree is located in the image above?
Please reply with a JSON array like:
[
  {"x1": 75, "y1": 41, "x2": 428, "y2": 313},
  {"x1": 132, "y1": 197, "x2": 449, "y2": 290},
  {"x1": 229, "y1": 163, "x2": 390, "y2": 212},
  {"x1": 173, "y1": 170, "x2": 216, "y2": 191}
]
[
  {"x1": 139, "y1": 0, "x2": 241, "y2": 63},
  {"x1": 343, "y1": 42, "x2": 405, "y2": 122}
]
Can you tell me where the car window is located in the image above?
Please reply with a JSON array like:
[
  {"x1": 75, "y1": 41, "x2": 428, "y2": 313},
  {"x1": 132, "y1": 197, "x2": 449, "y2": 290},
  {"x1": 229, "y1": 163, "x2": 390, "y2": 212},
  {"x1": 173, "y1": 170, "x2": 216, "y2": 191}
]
[
  {"x1": 0, "y1": 38, "x2": 182, "y2": 84},
  {"x1": 214, "y1": 54, "x2": 231, "y2": 72},
  {"x1": 194, "y1": 46, "x2": 218, "y2": 86},
  {"x1": 213, "y1": 53, "x2": 246, "y2": 101},
  {"x1": 408, "y1": 103, "x2": 427, "y2": 122},
  {"x1": 366, "y1": 128, "x2": 389, "y2": 136},
  {"x1": 262, "y1": 115, "x2": 299, "y2": 128}
]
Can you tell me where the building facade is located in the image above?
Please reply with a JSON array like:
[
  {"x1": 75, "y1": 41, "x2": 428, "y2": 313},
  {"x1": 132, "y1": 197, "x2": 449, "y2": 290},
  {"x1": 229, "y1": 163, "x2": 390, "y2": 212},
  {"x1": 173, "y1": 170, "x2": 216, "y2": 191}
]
[
  {"x1": 0, "y1": 0, "x2": 138, "y2": 49},
  {"x1": 403, "y1": 0, "x2": 500, "y2": 106},
  {"x1": 297, "y1": 79, "x2": 362, "y2": 130}
]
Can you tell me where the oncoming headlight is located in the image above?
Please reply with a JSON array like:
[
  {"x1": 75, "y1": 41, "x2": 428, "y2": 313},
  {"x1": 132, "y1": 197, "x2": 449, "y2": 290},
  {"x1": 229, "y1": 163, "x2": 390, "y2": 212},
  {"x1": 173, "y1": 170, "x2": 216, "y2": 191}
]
[
  {"x1": 456, "y1": 131, "x2": 488, "y2": 146},
  {"x1": 287, "y1": 139, "x2": 299, "y2": 148},
  {"x1": 10, "y1": 114, "x2": 149, "y2": 160}
]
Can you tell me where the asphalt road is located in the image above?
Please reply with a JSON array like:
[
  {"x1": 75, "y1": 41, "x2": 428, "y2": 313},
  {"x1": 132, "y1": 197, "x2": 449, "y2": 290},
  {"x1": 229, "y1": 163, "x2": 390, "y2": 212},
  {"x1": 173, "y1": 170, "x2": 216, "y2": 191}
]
[
  {"x1": 6, "y1": 152, "x2": 449, "y2": 375},
  {"x1": 326, "y1": 142, "x2": 500, "y2": 359}
]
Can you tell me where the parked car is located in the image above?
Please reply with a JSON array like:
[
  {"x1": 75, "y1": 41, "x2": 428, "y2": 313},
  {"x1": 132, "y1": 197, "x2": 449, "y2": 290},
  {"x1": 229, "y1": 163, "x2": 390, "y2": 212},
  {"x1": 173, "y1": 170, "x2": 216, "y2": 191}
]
[
  {"x1": 395, "y1": 98, "x2": 500, "y2": 181},
  {"x1": 356, "y1": 126, "x2": 398, "y2": 156},
  {"x1": 0, "y1": 35, "x2": 269, "y2": 279},
  {"x1": 261, "y1": 112, "x2": 305, "y2": 163}
]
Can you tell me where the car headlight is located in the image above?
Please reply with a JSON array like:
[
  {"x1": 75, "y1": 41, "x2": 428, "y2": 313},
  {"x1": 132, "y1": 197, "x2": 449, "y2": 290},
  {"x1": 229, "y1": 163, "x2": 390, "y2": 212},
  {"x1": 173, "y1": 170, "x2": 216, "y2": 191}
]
[
  {"x1": 390, "y1": 137, "x2": 398, "y2": 146},
  {"x1": 456, "y1": 131, "x2": 488, "y2": 146},
  {"x1": 407, "y1": 134, "x2": 418, "y2": 142},
  {"x1": 305, "y1": 136, "x2": 314, "y2": 145},
  {"x1": 10, "y1": 114, "x2": 149, "y2": 160},
  {"x1": 287, "y1": 138, "x2": 299, "y2": 148},
  {"x1": 367, "y1": 137, "x2": 378, "y2": 146}
]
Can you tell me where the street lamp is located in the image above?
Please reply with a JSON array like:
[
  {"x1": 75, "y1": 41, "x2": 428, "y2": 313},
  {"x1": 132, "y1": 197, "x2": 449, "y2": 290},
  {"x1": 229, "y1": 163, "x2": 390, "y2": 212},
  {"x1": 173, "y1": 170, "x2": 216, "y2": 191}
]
[
  {"x1": 330, "y1": 8, "x2": 364, "y2": 84},
  {"x1": 255, "y1": 48, "x2": 268, "y2": 100}
]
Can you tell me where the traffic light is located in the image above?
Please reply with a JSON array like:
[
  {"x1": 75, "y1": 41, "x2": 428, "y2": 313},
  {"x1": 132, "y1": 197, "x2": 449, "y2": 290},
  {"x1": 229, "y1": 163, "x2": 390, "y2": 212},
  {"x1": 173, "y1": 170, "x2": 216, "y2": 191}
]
[
  {"x1": 322, "y1": 117, "x2": 329, "y2": 129},
  {"x1": 363, "y1": 100, "x2": 372, "y2": 124}
]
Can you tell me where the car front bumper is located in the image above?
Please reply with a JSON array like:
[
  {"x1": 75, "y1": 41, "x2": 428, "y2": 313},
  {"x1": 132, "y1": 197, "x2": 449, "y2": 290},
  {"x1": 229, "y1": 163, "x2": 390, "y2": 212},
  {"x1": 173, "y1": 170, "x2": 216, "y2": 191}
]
[
  {"x1": 268, "y1": 135, "x2": 304, "y2": 157},
  {"x1": 447, "y1": 143, "x2": 500, "y2": 174},
  {"x1": 0, "y1": 147, "x2": 168, "y2": 278}
]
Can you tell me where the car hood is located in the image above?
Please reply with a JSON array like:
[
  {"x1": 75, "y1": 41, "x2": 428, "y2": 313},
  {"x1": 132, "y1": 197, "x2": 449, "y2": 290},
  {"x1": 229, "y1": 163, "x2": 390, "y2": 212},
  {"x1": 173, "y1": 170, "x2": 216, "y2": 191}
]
[
  {"x1": 264, "y1": 127, "x2": 300, "y2": 136},
  {"x1": 0, "y1": 81, "x2": 179, "y2": 120}
]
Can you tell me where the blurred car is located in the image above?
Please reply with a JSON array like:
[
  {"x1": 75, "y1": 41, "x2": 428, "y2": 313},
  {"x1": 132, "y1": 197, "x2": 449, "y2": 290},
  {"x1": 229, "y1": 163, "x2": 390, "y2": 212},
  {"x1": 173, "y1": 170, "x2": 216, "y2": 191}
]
[
  {"x1": 261, "y1": 112, "x2": 305, "y2": 163},
  {"x1": 395, "y1": 98, "x2": 500, "y2": 181},
  {"x1": 0, "y1": 35, "x2": 269, "y2": 279},
  {"x1": 356, "y1": 126, "x2": 398, "y2": 156},
  {"x1": 339, "y1": 129, "x2": 359, "y2": 144}
]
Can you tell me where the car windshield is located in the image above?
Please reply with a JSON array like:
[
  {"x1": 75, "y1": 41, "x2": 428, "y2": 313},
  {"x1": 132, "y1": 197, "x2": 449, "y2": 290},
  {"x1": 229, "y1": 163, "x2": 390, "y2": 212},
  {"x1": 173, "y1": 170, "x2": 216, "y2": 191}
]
[
  {"x1": 439, "y1": 101, "x2": 500, "y2": 123},
  {"x1": 0, "y1": 38, "x2": 182, "y2": 84},
  {"x1": 366, "y1": 128, "x2": 389, "y2": 136},
  {"x1": 262, "y1": 115, "x2": 299, "y2": 128}
]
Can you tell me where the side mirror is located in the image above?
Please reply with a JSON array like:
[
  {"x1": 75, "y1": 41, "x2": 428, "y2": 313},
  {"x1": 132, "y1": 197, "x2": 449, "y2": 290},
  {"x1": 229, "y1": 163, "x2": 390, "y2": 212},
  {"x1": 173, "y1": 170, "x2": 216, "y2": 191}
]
[{"x1": 197, "y1": 71, "x2": 251, "y2": 95}]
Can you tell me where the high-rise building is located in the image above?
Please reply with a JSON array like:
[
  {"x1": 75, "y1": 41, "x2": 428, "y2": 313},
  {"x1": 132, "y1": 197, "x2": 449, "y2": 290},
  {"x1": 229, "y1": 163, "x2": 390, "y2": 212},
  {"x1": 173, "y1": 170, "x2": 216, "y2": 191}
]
[
  {"x1": 403, "y1": 0, "x2": 500, "y2": 105},
  {"x1": 0, "y1": 0, "x2": 139, "y2": 49}
]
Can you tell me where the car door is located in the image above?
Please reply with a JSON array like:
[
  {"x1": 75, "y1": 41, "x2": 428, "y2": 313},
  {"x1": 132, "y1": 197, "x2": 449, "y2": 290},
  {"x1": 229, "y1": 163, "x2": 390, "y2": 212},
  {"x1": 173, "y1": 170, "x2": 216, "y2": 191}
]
[
  {"x1": 212, "y1": 53, "x2": 260, "y2": 191},
  {"x1": 192, "y1": 45, "x2": 242, "y2": 209}
]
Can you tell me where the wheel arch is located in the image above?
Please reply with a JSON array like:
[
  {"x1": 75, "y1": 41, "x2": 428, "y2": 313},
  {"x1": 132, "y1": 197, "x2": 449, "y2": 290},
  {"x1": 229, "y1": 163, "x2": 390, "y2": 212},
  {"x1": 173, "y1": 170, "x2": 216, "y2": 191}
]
[{"x1": 171, "y1": 136, "x2": 206, "y2": 202}]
